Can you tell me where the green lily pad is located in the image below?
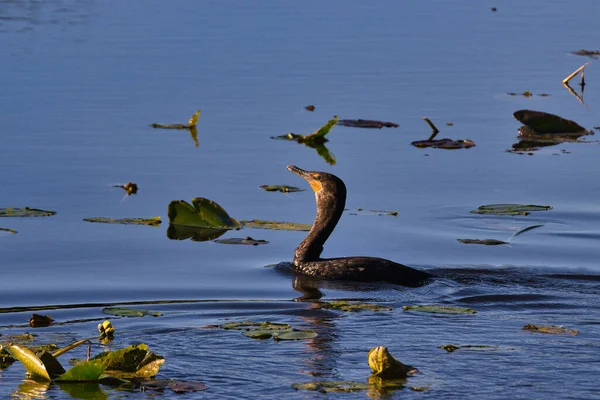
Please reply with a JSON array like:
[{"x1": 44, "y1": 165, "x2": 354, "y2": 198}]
[
  {"x1": 402, "y1": 305, "x2": 477, "y2": 314},
  {"x1": 83, "y1": 217, "x2": 161, "y2": 226},
  {"x1": 292, "y1": 381, "x2": 371, "y2": 393},
  {"x1": 241, "y1": 220, "x2": 311, "y2": 231},
  {"x1": 102, "y1": 307, "x2": 162, "y2": 318},
  {"x1": 92, "y1": 344, "x2": 165, "y2": 379},
  {"x1": 166, "y1": 224, "x2": 227, "y2": 242},
  {"x1": 259, "y1": 185, "x2": 305, "y2": 193},
  {"x1": 55, "y1": 359, "x2": 109, "y2": 382},
  {"x1": 323, "y1": 301, "x2": 392, "y2": 312},
  {"x1": 0, "y1": 207, "x2": 56, "y2": 217},
  {"x1": 168, "y1": 198, "x2": 241, "y2": 229},
  {"x1": 458, "y1": 239, "x2": 508, "y2": 245},
  {"x1": 522, "y1": 324, "x2": 578, "y2": 335},
  {"x1": 0, "y1": 227, "x2": 17, "y2": 234},
  {"x1": 241, "y1": 330, "x2": 274, "y2": 340},
  {"x1": 513, "y1": 110, "x2": 587, "y2": 134},
  {"x1": 221, "y1": 321, "x2": 291, "y2": 331},
  {"x1": 439, "y1": 344, "x2": 499, "y2": 352},
  {"x1": 273, "y1": 329, "x2": 317, "y2": 341},
  {"x1": 214, "y1": 236, "x2": 269, "y2": 246},
  {"x1": 6, "y1": 344, "x2": 51, "y2": 381},
  {"x1": 470, "y1": 204, "x2": 552, "y2": 216}
]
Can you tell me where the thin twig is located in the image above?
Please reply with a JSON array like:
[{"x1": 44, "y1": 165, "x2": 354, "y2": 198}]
[
  {"x1": 562, "y1": 62, "x2": 591, "y2": 84},
  {"x1": 422, "y1": 117, "x2": 440, "y2": 140}
]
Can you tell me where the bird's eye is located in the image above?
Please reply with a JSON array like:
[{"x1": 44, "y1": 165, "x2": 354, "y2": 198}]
[{"x1": 312, "y1": 174, "x2": 321, "y2": 181}]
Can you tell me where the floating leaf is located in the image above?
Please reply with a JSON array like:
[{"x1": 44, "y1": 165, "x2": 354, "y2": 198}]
[
  {"x1": 368, "y1": 346, "x2": 414, "y2": 378},
  {"x1": 151, "y1": 110, "x2": 200, "y2": 129},
  {"x1": 0, "y1": 207, "x2": 56, "y2": 217},
  {"x1": 137, "y1": 379, "x2": 208, "y2": 393},
  {"x1": 411, "y1": 138, "x2": 476, "y2": 149},
  {"x1": 241, "y1": 220, "x2": 311, "y2": 231},
  {"x1": 168, "y1": 198, "x2": 241, "y2": 229},
  {"x1": 292, "y1": 381, "x2": 371, "y2": 393},
  {"x1": 220, "y1": 321, "x2": 291, "y2": 331},
  {"x1": 259, "y1": 185, "x2": 305, "y2": 193},
  {"x1": 214, "y1": 236, "x2": 269, "y2": 246},
  {"x1": 272, "y1": 116, "x2": 338, "y2": 145},
  {"x1": 402, "y1": 305, "x2": 477, "y2": 314},
  {"x1": 6, "y1": 344, "x2": 51, "y2": 381},
  {"x1": 102, "y1": 307, "x2": 162, "y2": 318},
  {"x1": 338, "y1": 119, "x2": 399, "y2": 129},
  {"x1": 83, "y1": 216, "x2": 161, "y2": 226},
  {"x1": 0, "y1": 227, "x2": 17, "y2": 234},
  {"x1": 166, "y1": 224, "x2": 227, "y2": 242},
  {"x1": 439, "y1": 344, "x2": 499, "y2": 352},
  {"x1": 458, "y1": 239, "x2": 508, "y2": 245},
  {"x1": 470, "y1": 204, "x2": 552, "y2": 216},
  {"x1": 241, "y1": 330, "x2": 274, "y2": 340},
  {"x1": 513, "y1": 110, "x2": 588, "y2": 134},
  {"x1": 273, "y1": 329, "x2": 317, "y2": 341},
  {"x1": 323, "y1": 301, "x2": 392, "y2": 312},
  {"x1": 522, "y1": 324, "x2": 578, "y2": 336},
  {"x1": 56, "y1": 359, "x2": 109, "y2": 382},
  {"x1": 92, "y1": 344, "x2": 165, "y2": 379},
  {"x1": 29, "y1": 314, "x2": 53, "y2": 327}
]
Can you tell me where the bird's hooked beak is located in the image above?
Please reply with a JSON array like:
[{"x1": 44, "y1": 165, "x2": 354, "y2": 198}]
[{"x1": 286, "y1": 165, "x2": 323, "y2": 193}]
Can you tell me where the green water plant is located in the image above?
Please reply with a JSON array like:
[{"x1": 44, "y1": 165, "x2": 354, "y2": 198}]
[
  {"x1": 219, "y1": 320, "x2": 316, "y2": 341},
  {"x1": 102, "y1": 307, "x2": 162, "y2": 318},
  {"x1": 0, "y1": 207, "x2": 56, "y2": 217}
]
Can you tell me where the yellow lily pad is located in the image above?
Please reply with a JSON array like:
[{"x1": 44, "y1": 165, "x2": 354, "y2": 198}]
[{"x1": 368, "y1": 346, "x2": 413, "y2": 378}]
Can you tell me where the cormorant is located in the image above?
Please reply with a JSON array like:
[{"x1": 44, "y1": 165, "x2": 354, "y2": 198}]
[{"x1": 287, "y1": 165, "x2": 431, "y2": 287}]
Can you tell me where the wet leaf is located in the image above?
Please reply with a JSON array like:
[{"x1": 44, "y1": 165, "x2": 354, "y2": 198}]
[
  {"x1": 102, "y1": 307, "x2": 162, "y2": 318},
  {"x1": 241, "y1": 220, "x2": 311, "y2": 231},
  {"x1": 292, "y1": 381, "x2": 371, "y2": 393},
  {"x1": 83, "y1": 217, "x2": 161, "y2": 226},
  {"x1": 323, "y1": 301, "x2": 392, "y2": 312},
  {"x1": 0, "y1": 207, "x2": 56, "y2": 217},
  {"x1": 0, "y1": 227, "x2": 17, "y2": 234},
  {"x1": 39, "y1": 352, "x2": 66, "y2": 379},
  {"x1": 6, "y1": 344, "x2": 51, "y2": 381},
  {"x1": 92, "y1": 344, "x2": 165, "y2": 379},
  {"x1": 29, "y1": 314, "x2": 53, "y2": 327},
  {"x1": 513, "y1": 110, "x2": 588, "y2": 134},
  {"x1": 368, "y1": 346, "x2": 413, "y2": 378},
  {"x1": 470, "y1": 204, "x2": 552, "y2": 216},
  {"x1": 214, "y1": 236, "x2": 269, "y2": 246},
  {"x1": 458, "y1": 239, "x2": 508, "y2": 245},
  {"x1": 522, "y1": 324, "x2": 578, "y2": 336},
  {"x1": 259, "y1": 185, "x2": 305, "y2": 193},
  {"x1": 241, "y1": 330, "x2": 274, "y2": 340},
  {"x1": 166, "y1": 224, "x2": 227, "y2": 242},
  {"x1": 439, "y1": 344, "x2": 499, "y2": 352},
  {"x1": 273, "y1": 329, "x2": 317, "y2": 341},
  {"x1": 220, "y1": 321, "x2": 291, "y2": 331},
  {"x1": 402, "y1": 305, "x2": 477, "y2": 314},
  {"x1": 338, "y1": 119, "x2": 399, "y2": 129},
  {"x1": 168, "y1": 198, "x2": 241, "y2": 229},
  {"x1": 56, "y1": 359, "x2": 109, "y2": 382},
  {"x1": 151, "y1": 110, "x2": 200, "y2": 129}
]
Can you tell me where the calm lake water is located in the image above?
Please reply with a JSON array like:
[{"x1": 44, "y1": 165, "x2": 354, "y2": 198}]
[{"x1": 1, "y1": 1, "x2": 600, "y2": 398}]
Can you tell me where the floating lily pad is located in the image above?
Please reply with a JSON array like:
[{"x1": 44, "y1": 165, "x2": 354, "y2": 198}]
[
  {"x1": 522, "y1": 324, "x2": 578, "y2": 336},
  {"x1": 241, "y1": 220, "x2": 311, "y2": 231},
  {"x1": 92, "y1": 344, "x2": 165, "y2": 379},
  {"x1": 470, "y1": 204, "x2": 552, "y2": 216},
  {"x1": 0, "y1": 227, "x2": 17, "y2": 234},
  {"x1": 513, "y1": 110, "x2": 587, "y2": 134},
  {"x1": 338, "y1": 119, "x2": 399, "y2": 129},
  {"x1": 241, "y1": 330, "x2": 275, "y2": 340},
  {"x1": 138, "y1": 379, "x2": 208, "y2": 393},
  {"x1": 168, "y1": 198, "x2": 241, "y2": 229},
  {"x1": 273, "y1": 329, "x2": 317, "y2": 341},
  {"x1": 151, "y1": 110, "x2": 200, "y2": 129},
  {"x1": 323, "y1": 301, "x2": 392, "y2": 312},
  {"x1": 368, "y1": 346, "x2": 414, "y2": 378},
  {"x1": 220, "y1": 321, "x2": 291, "y2": 331},
  {"x1": 402, "y1": 305, "x2": 477, "y2": 314},
  {"x1": 83, "y1": 217, "x2": 161, "y2": 226},
  {"x1": 214, "y1": 236, "x2": 269, "y2": 246},
  {"x1": 458, "y1": 239, "x2": 508, "y2": 245},
  {"x1": 259, "y1": 185, "x2": 305, "y2": 193},
  {"x1": 0, "y1": 207, "x2": 56, "y2": 217},
  {"x1": 166, "y1": 224, "x2": 227, "y2": 242},
  {"x1": 292, "y1": 381, "x2": 371, "y2": 393},
  {"x1": 102, "y1": 307, "x2": 162, "y2": 318},
  {"x1": 439, "y1": 344, "x2": 499, "y2": 352},
  {"x1": 55, "y1": 359, "x2": 109, "y2": 382}
]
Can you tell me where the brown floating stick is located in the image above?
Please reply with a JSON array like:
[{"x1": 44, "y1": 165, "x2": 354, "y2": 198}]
[
  {"x1": 562, "y1": 62, "x2": 590, "y2": 84},
  {"x1": 422, "y1": 117, "x2": 440, "y2": 140}
]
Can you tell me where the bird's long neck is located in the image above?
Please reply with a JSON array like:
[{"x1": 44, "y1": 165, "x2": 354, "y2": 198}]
[{"x1": 294, "y1": 188, "x2": 345, "y2": 263}]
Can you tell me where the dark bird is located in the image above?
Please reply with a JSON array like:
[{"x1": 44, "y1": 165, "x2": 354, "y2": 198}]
[{"x1": 287, "y1": 165, "x2": 431, "y2": 287}]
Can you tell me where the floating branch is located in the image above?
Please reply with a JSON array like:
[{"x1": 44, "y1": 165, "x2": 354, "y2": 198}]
[
  {"x1": 562, "y1": 62, "x2": 590, "y2": 85},
  {"x1": 422, "y1": 117, "x2": 440, "y2": 139}
]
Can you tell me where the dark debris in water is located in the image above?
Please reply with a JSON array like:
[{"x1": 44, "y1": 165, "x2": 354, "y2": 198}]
[
  {"x1": 338, "y1": 119, "x2": 399, "y2": 129},
  {"x1": 571, "y1": 49, "x2": 600, "y2": 57},
  {"x1": 0, "y1": 207, "x2": 56, "y2": 218},
  {"x1": 507, "y1": 91, "x2": 550, "y2": 97},
  {"x1": 458, "y1": 239, "x2": 508, "y2": 246},
  {"x1": 214, "y1": 236, "x2": 269, "y2": 246},
  {"x1": 259, "y1": 185, "x2": 305, "y2": 193},
  {"x1": 513, "y1": 110, "x2": 588, "y2": 135}
]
